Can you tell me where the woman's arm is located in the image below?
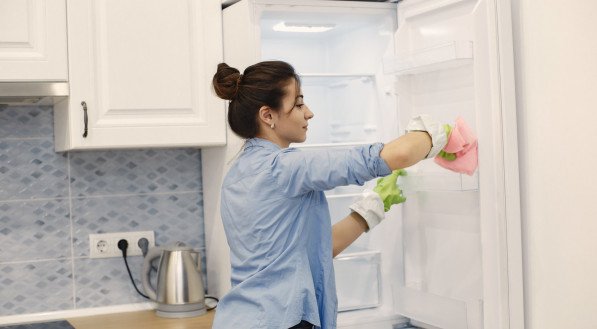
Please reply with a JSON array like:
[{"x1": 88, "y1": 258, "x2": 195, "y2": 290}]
[
  {"x1": 380, "y1": 131, "x2": 432, "y2": 170},
  {"x1": 332, "y1": 212, "x2": 368, "y2": 257},
  {"x1": 332, "y1": 121, "x2": 442, "y2": 256},
  {"x1": 332, "y1": 132, "x2": 432, "y2": 257}
]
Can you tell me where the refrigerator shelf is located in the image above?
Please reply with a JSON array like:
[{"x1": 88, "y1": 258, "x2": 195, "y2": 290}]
[
  {"x1": 300, "y1": 73, "x2": 376, "y2": 78},
  {"x1": 383, "y1": 41, "x2": 473, "y2": 76},
  {"x1": 300, "y1": 74, "x2": 375, "y2": 88},
  {"x1": 325, "y1": 192, "x2": 362, "y2": 200}
]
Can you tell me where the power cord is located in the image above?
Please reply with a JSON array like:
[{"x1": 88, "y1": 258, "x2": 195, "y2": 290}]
[
  {"x1": 205, "y1": 296, "x2": 219, "y2": 310},
  {"x1": 117, "y1": 239, "x2": 149, "y2": 299}
]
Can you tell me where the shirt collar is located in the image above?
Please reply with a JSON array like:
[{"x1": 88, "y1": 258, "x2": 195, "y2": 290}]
[{"x1": 244, "y1": 137, "x2": 283, "y2": 152}]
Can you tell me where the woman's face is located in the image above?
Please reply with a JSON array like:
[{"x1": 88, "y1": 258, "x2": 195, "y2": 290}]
[{"x1": 274, "y1": 79, "x2": 314, "y2": 147}]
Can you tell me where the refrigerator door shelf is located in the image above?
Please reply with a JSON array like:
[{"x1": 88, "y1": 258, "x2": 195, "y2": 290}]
[
  {"x1": 383, "y1": 41, "x2": 474, "y2": 76},
  {"x1": 396, "y1": 286, "x2": 482, "y2": 329}
]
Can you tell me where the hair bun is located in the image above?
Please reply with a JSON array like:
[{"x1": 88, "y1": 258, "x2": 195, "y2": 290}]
[{"x1": 212, "y1": 63, "x2": 242, "y2": 101}]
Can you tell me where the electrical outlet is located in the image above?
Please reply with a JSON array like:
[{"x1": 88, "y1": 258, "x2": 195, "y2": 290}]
[{"x1": 89, "y1": 230, "x2": 155, "y2": 258}]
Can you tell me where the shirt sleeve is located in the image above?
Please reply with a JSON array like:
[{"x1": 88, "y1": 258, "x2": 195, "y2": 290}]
[{"x1": 270, "y1": 143, "x2": 392, "y2": 197}]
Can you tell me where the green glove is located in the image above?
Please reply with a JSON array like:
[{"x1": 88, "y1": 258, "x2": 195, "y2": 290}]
[
  {"x1": 373, "y1": 169, "x2": 407, "y2": 212},
  {"x1": 437, "y1": 124, "x2": 457, "y2": 161}
]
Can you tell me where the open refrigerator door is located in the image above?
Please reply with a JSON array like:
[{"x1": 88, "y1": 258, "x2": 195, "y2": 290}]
[
  {"x1": 204, "y1": 1, "x2": 523, "y2": 328},
  {"x1": 381, "y1": 1, "x2": 523, "y2": 328}
]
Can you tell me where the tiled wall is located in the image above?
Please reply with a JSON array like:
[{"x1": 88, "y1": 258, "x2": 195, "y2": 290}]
[{"x1": 0, "y1": 105, "x2": 206, "y2": 316}]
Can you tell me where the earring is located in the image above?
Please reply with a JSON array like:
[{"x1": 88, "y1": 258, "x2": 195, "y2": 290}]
[{"x1": 270, "y1": 123, "x2": 275, "y2": 129}]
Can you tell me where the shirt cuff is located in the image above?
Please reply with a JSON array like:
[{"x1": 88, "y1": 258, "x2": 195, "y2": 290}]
[{"x1": 369, "y1": 143, "x2": 392, "y2": 177}]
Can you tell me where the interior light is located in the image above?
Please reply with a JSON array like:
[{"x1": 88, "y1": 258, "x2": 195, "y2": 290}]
[{"x1": 273, "y1": 22, "x2": 336, "y2": 33}]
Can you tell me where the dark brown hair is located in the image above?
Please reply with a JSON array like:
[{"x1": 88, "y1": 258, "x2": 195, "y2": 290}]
[{"x1": 212, "y1": 61, "x2": 300, "y2": 139}]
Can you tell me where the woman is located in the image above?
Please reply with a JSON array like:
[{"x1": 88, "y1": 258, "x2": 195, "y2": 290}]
[{"x1": 211, "y1": 61, "x2": 446, "y2": 329}]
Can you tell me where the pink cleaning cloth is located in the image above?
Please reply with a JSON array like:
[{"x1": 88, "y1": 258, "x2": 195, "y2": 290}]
[{"x1": 434, "y1": 116, "x2": 478, "y2": 176}]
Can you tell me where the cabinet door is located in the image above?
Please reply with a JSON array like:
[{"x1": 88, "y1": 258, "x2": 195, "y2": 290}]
[
  {"x1": 0, "y1": 0, "x2": 67, "y2": 81},
  {"x1": 54, "y1": 0, "x2": 225, "y2": 150}
]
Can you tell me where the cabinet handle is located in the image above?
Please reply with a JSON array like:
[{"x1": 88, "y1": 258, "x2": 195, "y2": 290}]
[{"x1": 81, "y1": 101, "x2": 88, "y2": 138}]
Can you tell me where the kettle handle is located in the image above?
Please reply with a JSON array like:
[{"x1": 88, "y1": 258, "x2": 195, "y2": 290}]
[{"x1": 141, "y1": 247, "x2": 162, "y2": 301}]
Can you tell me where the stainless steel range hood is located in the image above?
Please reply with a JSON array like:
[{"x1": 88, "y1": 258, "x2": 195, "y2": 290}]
[{"x1": 0, "y1": 82, "x2": 69, "y2": 105}]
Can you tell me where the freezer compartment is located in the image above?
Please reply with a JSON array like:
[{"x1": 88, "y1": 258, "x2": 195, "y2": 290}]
[{"x1": 334, "y1": 249, "x2": 382, "y2": 312}]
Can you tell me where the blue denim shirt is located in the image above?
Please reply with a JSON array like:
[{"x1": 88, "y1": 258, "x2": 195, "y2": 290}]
[{"x1": 212, "y1": 138, "x2": 391, "y2": 329}]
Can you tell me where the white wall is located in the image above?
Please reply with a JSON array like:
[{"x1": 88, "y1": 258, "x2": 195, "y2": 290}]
[{"x1": 510, "y1": 1, "x2": 597, "y2": 327}]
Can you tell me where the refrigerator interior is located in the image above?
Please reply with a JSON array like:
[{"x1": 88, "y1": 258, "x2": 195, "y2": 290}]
[
  {"x1": 257, "y1": 5, "x2": 404, "y2": 321},
  {"x1": 259, "y1": 7, "x2": 399, "y2": 147}
]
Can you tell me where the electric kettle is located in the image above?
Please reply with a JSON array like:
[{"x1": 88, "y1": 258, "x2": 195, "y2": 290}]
[{"x1": 141, "y1": 243, "x2": 206, "y2": 318}]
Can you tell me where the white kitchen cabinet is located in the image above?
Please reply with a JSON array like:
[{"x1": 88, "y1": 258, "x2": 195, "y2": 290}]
[
  {"x1": 0, "y1": 0, "x2": 68, "y2": 81},
  {"x1": 54, "y1": 0, "x2": 225, "y2": 151}
]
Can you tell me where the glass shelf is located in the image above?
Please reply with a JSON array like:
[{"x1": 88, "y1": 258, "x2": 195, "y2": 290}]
[
  {"x1": 300, "y1": 73, "x2": 376, "y2": 79},
  {"x1": 383, "y1": 41, "x2": 473, "y2": 76}
]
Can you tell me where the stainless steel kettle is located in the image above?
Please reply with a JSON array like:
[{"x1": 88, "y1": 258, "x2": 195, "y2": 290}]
[{"x1": 141, "y1": 243, "x2": 206, "y2": 318}]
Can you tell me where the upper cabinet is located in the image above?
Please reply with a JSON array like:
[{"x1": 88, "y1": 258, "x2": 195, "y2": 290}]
[
  {"x1": 54, "y1": 0, "x2": 226, "y2": 151},
  {"x1": 0, "y1": 0, "x2": 68, "y2": 81}
]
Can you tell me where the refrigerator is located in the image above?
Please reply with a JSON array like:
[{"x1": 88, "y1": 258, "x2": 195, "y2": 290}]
[{"x1": 202, "y1": 0, "x2": 523, "y2": 328}]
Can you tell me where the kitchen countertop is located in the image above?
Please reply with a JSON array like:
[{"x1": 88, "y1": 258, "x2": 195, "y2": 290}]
[{"x1": 67, "y1": 310, "x2": 215, "y2": 329}]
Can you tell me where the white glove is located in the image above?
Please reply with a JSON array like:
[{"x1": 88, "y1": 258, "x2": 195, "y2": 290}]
[
  {"x1": 349, "y1": 189, "x2": 385, "y2": 232},
  {"x1": 406, "y1": 114, "x2": 448, "y2": 159}
]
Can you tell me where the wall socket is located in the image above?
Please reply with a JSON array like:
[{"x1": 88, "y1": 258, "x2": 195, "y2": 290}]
[{"x1": 89, "y1": 230, "x2": 155, "y2": 258}]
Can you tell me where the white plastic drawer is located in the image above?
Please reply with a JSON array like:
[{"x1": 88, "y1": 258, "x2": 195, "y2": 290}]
[{"x1": 334, "y1": 250, "x2": 382, "y2": 312}]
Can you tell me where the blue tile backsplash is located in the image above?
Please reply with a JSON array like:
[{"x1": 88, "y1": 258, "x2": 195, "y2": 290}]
[{"x1": 0, "y1": 106, "x2": 206, "y2": 317}]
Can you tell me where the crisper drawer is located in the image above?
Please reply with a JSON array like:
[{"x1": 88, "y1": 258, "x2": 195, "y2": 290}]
[{"x1": 334, "y1": 250, "x2": 381, "y2": 312}]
